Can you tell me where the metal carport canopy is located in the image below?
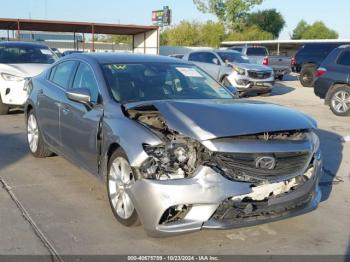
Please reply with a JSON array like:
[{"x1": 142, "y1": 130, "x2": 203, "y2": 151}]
[{"x1": 0, "y1": 18, "x2": 160, "y2": 54}]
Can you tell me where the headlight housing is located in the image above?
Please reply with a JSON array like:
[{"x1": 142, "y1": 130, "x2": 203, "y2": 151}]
[
  {"x1": 1, "y1": 73, "x2": 25, "y2": 82},
  {"x1": 140, "y1": 139, "x2": 199, "y2": 180},
  {"x1": 232, "y1": 65, "x2": 245, "y2": 75}
]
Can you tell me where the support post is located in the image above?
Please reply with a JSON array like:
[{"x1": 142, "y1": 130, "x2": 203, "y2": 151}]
[
  {"x1": 277, "y1": 43, "x2": 280, "y2": 56},
  {"x1": 91, "y1": 24, "x2": 95, "y2": 52},
  {"x1": 82, "y1": 33, "x2": 85, "y2": 51},
  {"x1": 17, "y1": 19, "x2": 20, "y2": 40}
]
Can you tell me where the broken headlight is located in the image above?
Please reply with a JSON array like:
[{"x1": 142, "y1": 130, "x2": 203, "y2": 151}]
[{"x1": 140, "y1": 141, "x2": 198, "y2": 180}]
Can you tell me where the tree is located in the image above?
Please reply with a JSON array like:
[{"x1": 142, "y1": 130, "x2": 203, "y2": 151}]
[
  {"x1": 199, "y1": 21, "x2": 225, "y2": 47},
  {"x1": 292, "y1": 20, "x2": 338, "y2": 40},
  {"x1": 161, "y1": 20, "x2": 225, "y2": 47},
  {"x1": 100, "y1": 35, "x2": 132, "y2": 45},
  {"x1": 193, "y1": 0, "x2": 263, "y2": 28},
  {"x1": 225, "y1": 25, "x2": 273, "y2": 41},
  {"x1": 161, "y1": 21, "x2": 202, "y2": 46},
  {"x1": 291, "y1": 20, "x2": 309, "y2": 40},
  {"x1": 246, "y1": 9, "x2": 285, "y2": 39}
]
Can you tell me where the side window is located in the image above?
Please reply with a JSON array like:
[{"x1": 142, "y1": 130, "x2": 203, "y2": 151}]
[
  {"x1": 49, "y1": 66, "x2": 57, "y2": 81},
  {"x1": 188, "y1": 53, "x2": 201, "y2": 62},
  {"x1": 337, "y1": 51, "x2": 350, "y2": 66},
  {"x1": 201, "y1": 52, "x2": 219, "y2": 64},
  {"x1": 51, "y1": 61, "x2": 76, "y2": 88},
  {"x1": 72, "y1": 63, "x2": 99, "y2": 103}
]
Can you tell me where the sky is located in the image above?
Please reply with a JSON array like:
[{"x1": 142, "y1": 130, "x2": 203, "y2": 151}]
[{"x1": 0, "y1": 0, "x2": 348, "y2": 40}]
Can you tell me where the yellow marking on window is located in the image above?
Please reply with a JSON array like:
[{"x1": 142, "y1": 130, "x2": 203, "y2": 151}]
[{"x1": 113, "y1": 65, "x2": 127, "y2": 70}]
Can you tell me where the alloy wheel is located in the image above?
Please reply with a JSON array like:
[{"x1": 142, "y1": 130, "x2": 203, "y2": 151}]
[
  {"x1": 27, "y1": 114, "x2": 39, "y2": 153},
  {"x1": 331, "y1": 90, "x2": 350, "y2": 114},
  {"x1": 108, "y1": 157, "x2": 135, "y2": 219}
]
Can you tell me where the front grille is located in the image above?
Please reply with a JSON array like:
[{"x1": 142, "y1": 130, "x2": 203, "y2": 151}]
[
  {"x1": 248, "y1": 70, "x2": 271, "y2": 79},
  {"x1": 214, "y1": 152, "x2": 311, "y2": 183}
]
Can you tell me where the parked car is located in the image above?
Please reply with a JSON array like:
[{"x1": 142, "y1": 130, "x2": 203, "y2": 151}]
[
  {"x1": 314, "y1": 45, "x2": 350, "y2": 116},
  {"x1": 168, "y1": 54, "x2": 184, "y2": 59},
  {"x1": 0, "y1": 41, "x2": 58, "y2": 115},
  {"x1": 25, "y1": 53, "x2": 322, "y2": 237},
  {"x1": 291, "y1": 43, "x2": 350, "y2": 87},
  {"x1": 62, "y1": 50, "x2": 84, "y2": 56},
  {"x1": 183, "y1": 49, "x2": 275, "y2": 96},
  {"x1": 51, "y1": 47, "x2": 63, "y2": 58},
  {"x1": 229, "y1": 46, "x2": 291, "y2": 81}
]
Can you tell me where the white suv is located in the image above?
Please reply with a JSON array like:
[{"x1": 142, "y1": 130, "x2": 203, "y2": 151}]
[{"x1": 0, "y1": 42, "x2": 58, "y2": 114}]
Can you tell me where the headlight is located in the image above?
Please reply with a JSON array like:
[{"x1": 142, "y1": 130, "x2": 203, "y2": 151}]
[
  {"x1": 232, "y1": 65, "x2": 245, "y2": 75},
  {"x1": 140, "y1": 140, "x2": 198, "y2": 180},
  {"x1": 1, "y1": 73, "x2": 25, "y2": 82}
]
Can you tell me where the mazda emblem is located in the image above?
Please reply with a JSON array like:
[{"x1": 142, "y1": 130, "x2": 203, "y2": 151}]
[{"x1": 255, "y1": 156, "x2": 276, "y2": 170}]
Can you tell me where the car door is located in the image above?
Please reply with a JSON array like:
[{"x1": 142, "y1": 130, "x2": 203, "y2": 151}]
[
  {"x1": 188, "y1": 52, "x2": 221, "y2": 80},
  {"x1": 36, "y1": 60, "x2": 77, "y2": 150},
  {"x1": 59, "y1": 62, "x2": 103, "y2": 174}
]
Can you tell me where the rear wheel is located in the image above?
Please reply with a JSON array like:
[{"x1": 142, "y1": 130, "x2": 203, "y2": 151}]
[
  {"x1": 0, "y1": 95, "x2": 9, "y2": 115},
  {"x1": 330, "y1": 85, "x2": 350, "y2": 116},
  {"x1": 107, "y1": 148, "x2": 140, "y2": 227},
  {"x1": 277, "y1": 75, "x2": 284, "y2": 81},
  {"x1": 27, "y1": 110, "x2": 52, "y2": 157},
  {"x1": 300, "y1": 66, "x2": 315, "y2": 87}
]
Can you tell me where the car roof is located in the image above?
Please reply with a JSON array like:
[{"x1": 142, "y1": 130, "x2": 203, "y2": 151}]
[
  {"x1": 66, "y1": 53, "x2": 192, "y2": 65},
  {"x1": 0, "y1": 41, "x2": 49, "y2": 48},
  {"x1": 188, "y1": 49, "x2": 241, "y2": 54}
]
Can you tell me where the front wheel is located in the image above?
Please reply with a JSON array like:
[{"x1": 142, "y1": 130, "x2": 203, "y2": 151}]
[
  {"x1": 107, "y1": 149, "x2": 140, "y2": 227},
  {"x1": 330, "y1": 86, "x2": 350, "y2": 116},
  {"x1": 27, "y1": 110, "x2": 52, "y2": 157}
]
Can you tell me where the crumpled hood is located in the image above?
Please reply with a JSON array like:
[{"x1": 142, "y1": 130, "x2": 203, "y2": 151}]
[
  {"x1": 126, "y1": 100, "x2": 317, "y2": 141},
  {"x1": 0, "y1": 63, "x2": 50, "y2": 78},
  {"x1": 228, "y1": 62, "x2": 272, "y2": 71}
]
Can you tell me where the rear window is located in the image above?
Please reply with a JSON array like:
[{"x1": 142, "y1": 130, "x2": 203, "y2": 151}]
[
  {"x1": 300, "y1": 44, "x2": 338, "y2": 55},
  {"x1": 337, "y1": 50, "x2": 350, "y2": 66},
  {"x1": 246, "y1": 47, "x2": 268, "y2": 56}
]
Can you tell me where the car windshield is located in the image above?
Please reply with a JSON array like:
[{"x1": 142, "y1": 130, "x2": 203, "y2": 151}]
[
  {"x1": 217, "y1": 52, "x2": 250, "y2": 63},
  {"x1": 246, "y1": 47, "x2": 268, "y2": 56},
  {"x1": 0, "y1": 45, "x2": 57, "y2": 64},
  {"x1": 102, "y1": 63, "x2": 233, "y2": 104}
]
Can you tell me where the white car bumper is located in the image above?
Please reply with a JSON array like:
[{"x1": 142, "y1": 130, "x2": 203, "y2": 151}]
[{"x1": 0, "y1": 79, "x2": 29, "y2": 106}]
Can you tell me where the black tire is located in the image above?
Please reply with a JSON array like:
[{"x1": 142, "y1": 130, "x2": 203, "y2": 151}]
[
  {"x1": 277, "y1": 75, "x2": 284, "y2": 81},
  {"x1": 27, "y1": 110, "x2": 52, "y2": 158},
  {"x1": 300, "y1": 66, "x2": 315, "y2": 87},
  {"x1": 0, "y1": 95, "x2": 9, "y2": 115},
  {"x1": 329, "y1": 85, "x2": 350, "y2": 117},
  {"x1": 107, "y1": 148, "x2": 140, "y2": 227}
]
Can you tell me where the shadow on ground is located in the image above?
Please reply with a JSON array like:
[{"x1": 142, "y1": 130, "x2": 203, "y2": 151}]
[
  {"x1": 315, "y1": 129, "x2": 344, "y2": 202},
  {"x1": 0, "y1": 132, "x2": 29, "y2": 172}
]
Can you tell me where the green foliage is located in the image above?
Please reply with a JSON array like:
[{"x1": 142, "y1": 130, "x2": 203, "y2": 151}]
[
  {"x1": 99, "y1": 35, "x2": 132, "y2": 44},
  {"x1": 225, "y1": 25, "x2": 273, "y2": 41},
  {"x1": 246, "y1": 9, "x2": 285, "y2": 39},
  {"x1": 161, "y1": 20, "x2": 225, "y2": 47},
  {"x1": 193, "y1": 0, "x2": 263, "y2": 28},
  {"x1": 292, "y1": 20, "x2": 338, "y2": 40}
]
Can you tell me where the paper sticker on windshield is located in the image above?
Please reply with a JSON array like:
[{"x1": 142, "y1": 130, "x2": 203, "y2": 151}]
[
  {"x1": 113, "y1": 64, "x2": 127, "y2": 70},
  {"x1": 176, "y1": 67, "x2": 203, "y2": 78},
  {"x1": 40, "y1": 49, "x2": 52, "y2": 55}
]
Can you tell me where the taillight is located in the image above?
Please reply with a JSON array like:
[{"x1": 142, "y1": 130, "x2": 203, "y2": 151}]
[
  {"x1": 315, "y1": 67, "x2": 327, "y2": 77},
  {"x1": 262, "y1": 56, "x2": 269, "y2": 65},
  {"x1": 291, "y1": 56, "x2": 297, "y2": 66}
]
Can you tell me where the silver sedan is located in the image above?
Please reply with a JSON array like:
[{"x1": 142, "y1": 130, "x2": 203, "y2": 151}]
[{"x1": 25, "y1": 53, "x2": 322, "y2": 237}]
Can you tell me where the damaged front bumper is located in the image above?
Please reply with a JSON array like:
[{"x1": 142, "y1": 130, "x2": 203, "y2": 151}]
[{"x1": 129, "y1": 155, "x2": 322, "y2": 237}]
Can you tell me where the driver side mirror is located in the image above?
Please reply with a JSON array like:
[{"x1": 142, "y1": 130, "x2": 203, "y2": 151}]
[
  {"x1": 212, "y1": 58, "x2": 220, "y2": 65},
  {"x1": 66, "y1": 88, "x2": 92, "y2": 109}
]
